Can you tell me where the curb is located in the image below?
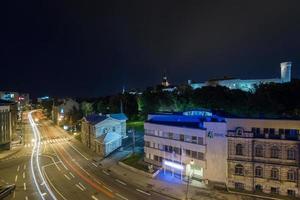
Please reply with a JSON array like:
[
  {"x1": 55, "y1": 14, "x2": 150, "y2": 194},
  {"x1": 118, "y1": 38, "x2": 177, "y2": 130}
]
[
  {"x1": 0, "y1": 147, "x2": 23, "y2": 161},
  {"x1": 228, "y1": 189, "x2": 284, "y2": 200}
]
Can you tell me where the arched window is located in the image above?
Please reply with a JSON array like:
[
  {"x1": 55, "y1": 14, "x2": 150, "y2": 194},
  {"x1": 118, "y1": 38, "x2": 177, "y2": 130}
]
[
  {"x1": 287, "y1": 148, "x2": 296, "y2": 160},
  {"x1": 270, "y1": 146, "x2": 280, "y2": 158},
  {"x1": 236, "y1": 144, "x2": 243, "y2": 155},
  {"x1": 255, "y1": 166, "x2": 263, "y2": 177},
  {"x1": 236, "y1": 127, "x2": 244, "y2": 136},
  {"x1": 271, "y1": 168, "x2": 279, "y2": 180},
  {"x1": 287, "y1": 170, "x2": 297, "y2": 181},
  {"x1": 255, "y1": 145, "x2": 263, "y2": 157},
  {"x1": 255, "y1": 184, "x2": 263, "y2": 192},
  {"x1": 235, "y1": 164, "x2": 244, "y2": 176}
]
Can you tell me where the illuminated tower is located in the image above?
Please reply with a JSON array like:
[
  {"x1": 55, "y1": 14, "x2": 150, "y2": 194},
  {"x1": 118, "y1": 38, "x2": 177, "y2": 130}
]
[
  {"x1": 280, "y1": 62, "x2": 292, "y2": 83},
  {"x1": 161, "y1": 70, "x2": 170, "y2": 87}
]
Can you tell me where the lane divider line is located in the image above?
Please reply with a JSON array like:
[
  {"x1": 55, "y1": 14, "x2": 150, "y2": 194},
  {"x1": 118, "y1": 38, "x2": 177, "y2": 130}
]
[
  {"x1": 136, "y1": 189, "x2": 151, "y2": 196},
  {"x1": 116, "y1": 193, "x2": 129, "y2": 200},
  {"x1": 115, "y1": 179, "x2": 127, "y2": 186}
]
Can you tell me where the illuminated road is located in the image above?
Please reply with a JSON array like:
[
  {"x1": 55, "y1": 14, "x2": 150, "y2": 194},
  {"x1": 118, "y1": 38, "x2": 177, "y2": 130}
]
[
  {"x1": 30, "y1": 110, "x2": 174, "y2": 200},
  {"x1": 28, "y1": 111, "x2": 57, "y2": 200}
]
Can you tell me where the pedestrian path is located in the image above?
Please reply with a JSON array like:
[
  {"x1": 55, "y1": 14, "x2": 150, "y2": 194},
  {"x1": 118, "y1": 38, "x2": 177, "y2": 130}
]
[{"x1": 24, "y1": 137, "x2": 71, "y2": 148}]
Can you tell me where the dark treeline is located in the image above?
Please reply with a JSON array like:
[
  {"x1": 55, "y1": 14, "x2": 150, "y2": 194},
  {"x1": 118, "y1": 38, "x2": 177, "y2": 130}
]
[{"x1": 77, "y1": 79, "x2": 300, "y2": 120}]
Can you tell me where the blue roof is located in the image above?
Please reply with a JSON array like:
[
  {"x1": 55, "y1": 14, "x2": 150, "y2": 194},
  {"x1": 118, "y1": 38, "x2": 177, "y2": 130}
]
[
  {"x1": 85, "y1": 114, "x2": 107, "y2": 125},
  {"x1": 110, "y1": 113, "x2": 128, "y2": 121}
]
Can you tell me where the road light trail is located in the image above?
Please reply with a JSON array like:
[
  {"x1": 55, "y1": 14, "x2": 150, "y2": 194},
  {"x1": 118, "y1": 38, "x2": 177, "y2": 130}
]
[{"x1": 28, "y1": 111, "x2": 57, "y2": 200}]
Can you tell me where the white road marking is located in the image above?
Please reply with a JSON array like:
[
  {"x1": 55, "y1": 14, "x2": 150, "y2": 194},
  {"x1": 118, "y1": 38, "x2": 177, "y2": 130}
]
[
  {"x1": 69, "y1": 172, "x2": 75, "y2": 178},
  {"x1": 91, "y1": 195, "x2": 98, "y2": 200},
  {"x1": 76, "y1": 184, "x2": 84, "y2": 191},
  {"x1": 64, "y1": 174, "x2": 71, "y2": 181},
  {"x1": 78, "y1": 182, "x2": 86, "y2": 190},
  {"x1": 17, "y1": 165, "x2": 20, "y2": 172},
  {"x1": 102, "y1": 170, "x2": 110, "y2": 176},
  {"x1": 23, "y1": 164, "x2": 26, "y2": 170},
  {"x1": 115, "y1": 179, "x2": 127, "y2": 186},
  {"x1": 68, "y1": 143, "x2": 89, "y2": 160},
  {"x1": 92, "y1": 162, "x2": 98, "y2": 167},
  {"x1": 25, "y1": 196, "x2": 28, "y2": 200},
  {"x1": 42, "y1": 193, "x2": 47, "y2": 196},
  {"x1": 24, "y1": 182, "x2": 27, "y2": 191},
  {"x1": 15, "y1": 175, "x2": 18, "y2": 182},
  {"x1": 23, "y1": 172, "x2": 25, "y2": 179},
  {"x1": 103, "y1": 185, "x2": 112, "y2": 192},
  {"x1": 116, "y1": 193, "x2": 129, "y2": 200},
  {"x1": 136, "y1": 189, "x2": 151, "y2": 196},
  {"x1": 13, "y1": 191, "x2": 16, "y2": 198}
]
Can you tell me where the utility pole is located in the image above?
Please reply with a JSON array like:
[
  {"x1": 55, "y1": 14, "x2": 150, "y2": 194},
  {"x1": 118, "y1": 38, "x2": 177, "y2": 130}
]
[{"x1": 132, "y1": 128, "x2": 135, "y2": 154}]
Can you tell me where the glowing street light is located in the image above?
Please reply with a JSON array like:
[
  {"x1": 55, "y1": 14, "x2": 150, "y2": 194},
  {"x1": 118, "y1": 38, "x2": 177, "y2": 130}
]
[{"x1": 185, "y1": 160, "x2": 194, "y2": 200}]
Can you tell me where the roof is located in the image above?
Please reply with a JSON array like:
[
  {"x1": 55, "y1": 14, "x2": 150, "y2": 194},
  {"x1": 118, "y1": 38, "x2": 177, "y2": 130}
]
[
  {"x1": 84, "y1": 114, "x2": 108, "y2": 125},
  {"x1": 0, "y1": 99, "x2": 15, "y2": 105},
  {"x1": 147, "y1": 120, "x2": 205, "y2": 130},
  {"x1": 109, "y1": 113, "x2": 128, "y2": 121}
]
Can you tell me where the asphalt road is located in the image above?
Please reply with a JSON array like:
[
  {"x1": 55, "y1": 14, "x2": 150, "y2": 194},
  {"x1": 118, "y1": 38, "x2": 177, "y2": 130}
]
[{"x1": 0, "y1": 110, "x2": 175, "y2": 200}]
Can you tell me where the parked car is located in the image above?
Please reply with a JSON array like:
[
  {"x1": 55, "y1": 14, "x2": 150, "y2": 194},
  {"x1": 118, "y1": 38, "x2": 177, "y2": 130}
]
[{"x1": 0, "y1": 184, "x2": 16, "y2": 199}]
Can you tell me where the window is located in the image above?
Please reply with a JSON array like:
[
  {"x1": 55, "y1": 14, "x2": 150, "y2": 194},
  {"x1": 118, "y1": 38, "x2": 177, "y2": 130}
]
[
  {"x1": 154, "y1": 155, "x2": 159, "y2": 161},
  {"x1": 234, "y1": 182, "x2": 244, "y2": 190},
  {"x1": 145, "y1": 141, "x2": 150, "y2": 147},
  {"x1": 271, "y1": 168, "x2": 279, "y2": 180},
  {"x1": 263, "y1": 128, "x2": 269, "y2": 134},
  {"x1": 191, "y1": 136, "x2": 197, "y2": 144},
  {"x1": 198, "y1": 152, "x2": 204, "y2": 160},
  {"x1": 255, "y1": 166, "x2": 263, "y2": 177},
  {"x1": 252, "y1": 127, "x2": 261, "y2": 135},
  {"x1": 287, "y1": 170, "x2": 296, "y2": 181},
  {"x1": 255, "y1": 145, "x2": 263, "y2": 157},
  {"x1": 236, "y1": 144, "x2": 243, "y2": 155},
  {"x1": 168, "y1": 132, "x2": 173, "y2": 139},
  {"x1": 174, "y1": 147, "x2": 181, "y2": 155},
  {"x1": 185, "y1": 149, "x2": 191, "y2": 156},
  {"x1": 270, "y1": 146, "x2": 280, "y2": 158},
  {"x1": 288, "y1": 190, "x2": 296, "y2": 197},
  {"x1": 179, "y1": 134, "x2": 184, "y2": 141},
  {"x1": 287, "y1": 148, "x2": 296, "y2": 160},
  {"x1": 236, "y1": 127, "x2": 244, "y2": 136},
  {"x1": 191, "y1": 151, "x2": 197, "y2": 159},
  {"x1": 255, "y1": 185, "x2": 263, "y2": 192},
  {"x1": 112, "y1": 126, "x2": 116, "y2": 132},
  {"x1": 279, "y1": 129, "x2": 284, "y2": 135},
  {"x1": 198, "y1": 137, "x2": 204, "y2": 145},
  {"x1": 269, "y1": 128, "x2": 275, "y2": 135},
  {"x1": 235, "y1": 164, "x2": 244, "y2": 176},
  {"x1": 270, "y1": 187, "x2": 279, "y2": 194}
]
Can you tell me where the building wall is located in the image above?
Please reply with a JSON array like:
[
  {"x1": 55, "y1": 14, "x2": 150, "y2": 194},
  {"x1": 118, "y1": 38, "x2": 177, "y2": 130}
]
[
  {"x1": 0, "y1": 106, "x2": 12, "y2": 150},
  {"x1": 144, "y1": 122, "x2": 227, "y2": 184},
  {"x1": 226, "y1": 117, "x2": 300, "y2": 197}
]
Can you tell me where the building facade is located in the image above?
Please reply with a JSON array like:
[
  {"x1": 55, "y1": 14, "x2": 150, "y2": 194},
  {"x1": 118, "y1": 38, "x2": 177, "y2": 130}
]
[
  {"x1": 227, "y1": 118, "x2": 300, "y2": 198},
  {"x1": 144, "y1": 110, "x2": 228, "y2": 185},
  {"x1": 81, "y1": 113, "x2": 127, "y2": 158},
  {"x1": 0, "y1": 100, "x2": 17, "y2": 150},
  {"x1": 189, "y1": 62, "x2": 292, "y2": 92}
]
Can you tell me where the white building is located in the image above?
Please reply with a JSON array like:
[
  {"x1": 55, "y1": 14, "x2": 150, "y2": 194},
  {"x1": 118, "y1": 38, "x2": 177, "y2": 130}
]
[
  {"x1": 144, "y1": 110, "x2": 228, "y2": 185},
  {"x1": 81, "y1": 113, "x2": 127, "y2": 157},
  {"x1": 189, "y1": 62, "x2": 292, "y2": 92}
]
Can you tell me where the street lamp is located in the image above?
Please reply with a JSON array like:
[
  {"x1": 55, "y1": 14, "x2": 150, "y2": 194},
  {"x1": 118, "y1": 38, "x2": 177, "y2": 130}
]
[{"x1": 185, "y1": 160, "x2": 194, "y2": 200}]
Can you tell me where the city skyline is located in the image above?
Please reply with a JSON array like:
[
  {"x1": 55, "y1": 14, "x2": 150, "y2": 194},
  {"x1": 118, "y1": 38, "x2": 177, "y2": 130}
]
[{"x1": 1, "y1": 1, "x2": 300, "y2": 97}]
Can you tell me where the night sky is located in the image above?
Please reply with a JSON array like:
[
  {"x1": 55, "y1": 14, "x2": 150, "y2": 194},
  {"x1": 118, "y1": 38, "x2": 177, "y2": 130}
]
[{"x1": 1, "y1": 1, "x2": 300, "y2": 98}]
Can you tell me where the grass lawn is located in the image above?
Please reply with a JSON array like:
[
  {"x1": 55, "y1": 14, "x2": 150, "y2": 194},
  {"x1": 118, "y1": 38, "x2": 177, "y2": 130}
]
[
  {"x1": 122, "y1": 153, "x2": 148, "y2": 171},
  {"x1": 127, "y1": 121, "x2": 144, "y2": 132}
]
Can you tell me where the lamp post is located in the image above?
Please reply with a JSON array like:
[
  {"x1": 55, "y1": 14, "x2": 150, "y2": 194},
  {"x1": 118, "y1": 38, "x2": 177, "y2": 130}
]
[{"x1": 185, "y1": 160, "x2": 194, "y2": 200}]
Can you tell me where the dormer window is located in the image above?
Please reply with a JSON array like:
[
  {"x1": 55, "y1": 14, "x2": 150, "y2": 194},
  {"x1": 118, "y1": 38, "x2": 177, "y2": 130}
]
[{"x1": 236, "y1": 127, "x2": 244, "y2": 136}]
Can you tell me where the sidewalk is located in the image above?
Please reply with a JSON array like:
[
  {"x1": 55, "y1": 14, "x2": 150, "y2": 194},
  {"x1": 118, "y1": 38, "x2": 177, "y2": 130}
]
[{"x1": 0, "y1": 146, "x2": 22, "y2": 161}]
